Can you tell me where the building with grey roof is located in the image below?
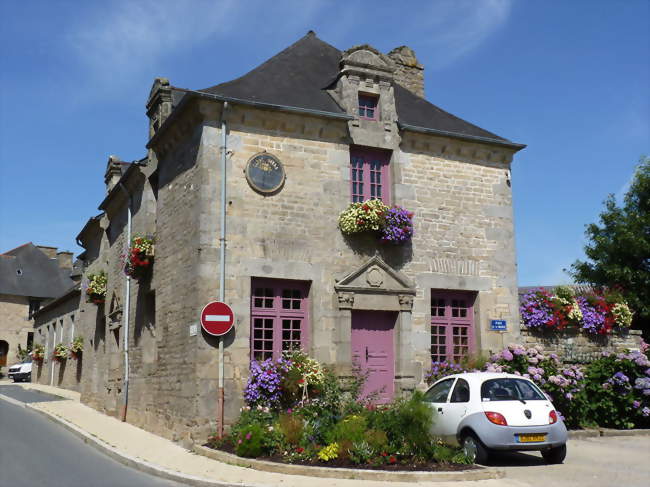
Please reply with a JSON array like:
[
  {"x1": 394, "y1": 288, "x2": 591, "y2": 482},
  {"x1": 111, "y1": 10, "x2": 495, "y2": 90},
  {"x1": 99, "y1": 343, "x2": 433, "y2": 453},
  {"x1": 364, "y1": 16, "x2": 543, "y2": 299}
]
[{"x1": 0, "y1": 243, "x2": 76, "y2": 370}]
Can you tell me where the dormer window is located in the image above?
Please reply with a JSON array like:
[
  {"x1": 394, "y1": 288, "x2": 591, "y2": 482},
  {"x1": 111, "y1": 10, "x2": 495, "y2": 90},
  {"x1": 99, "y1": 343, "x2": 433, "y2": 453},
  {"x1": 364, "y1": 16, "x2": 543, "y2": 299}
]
[{"x1": 358, "y1": 94, "x2": 378, "y2": 120}]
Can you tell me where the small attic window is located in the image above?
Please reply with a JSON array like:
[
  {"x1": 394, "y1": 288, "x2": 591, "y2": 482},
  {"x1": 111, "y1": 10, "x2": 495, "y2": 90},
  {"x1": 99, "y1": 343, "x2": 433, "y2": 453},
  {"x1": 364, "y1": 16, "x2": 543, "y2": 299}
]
[{"x1": 358, "y1": 94, "x2": 378, "y2": 120}]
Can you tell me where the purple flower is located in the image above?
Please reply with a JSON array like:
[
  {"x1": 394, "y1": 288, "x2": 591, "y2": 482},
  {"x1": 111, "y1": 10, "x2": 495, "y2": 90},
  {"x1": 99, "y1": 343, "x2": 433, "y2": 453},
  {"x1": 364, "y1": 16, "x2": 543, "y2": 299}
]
[
  {"x1": 533, "y1": 374, "x2": 542, "y2": 381},
  {"x1": 643, "y1": 407, "x2": 650, "y2": 417},
  {"x1": 577, "y1": 296, "x2": 607, "y2": 334},
  {"x1": 502, "y1": 350, "x2": 514, "y2": 361},
  {"x1": 380, "y1": 206, "x2": 414, "y2": 243},
  {"x1": 633, "y1": 400, "x2": 641, "y2": 408},
  {"x1": 565, "y1": 393, "x2": 573, "y2": 400}
]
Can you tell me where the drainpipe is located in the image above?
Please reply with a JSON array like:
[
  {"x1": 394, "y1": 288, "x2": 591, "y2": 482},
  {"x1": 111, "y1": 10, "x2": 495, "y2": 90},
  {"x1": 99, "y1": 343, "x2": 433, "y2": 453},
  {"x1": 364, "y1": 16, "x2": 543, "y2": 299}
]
[
  {"x1": 217, "y1": 101, "x2": 229, "y2": 438},
  {"x1": 117, "y1": 182, "x2": 132, "y2": 422}
]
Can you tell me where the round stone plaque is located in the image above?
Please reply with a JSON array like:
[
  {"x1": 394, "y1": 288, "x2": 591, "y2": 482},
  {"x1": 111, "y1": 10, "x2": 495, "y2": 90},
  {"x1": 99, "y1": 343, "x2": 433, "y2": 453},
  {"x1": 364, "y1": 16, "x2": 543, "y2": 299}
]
[{"x1": 245, "y1": 152, "x2": 285, "y2": 194}]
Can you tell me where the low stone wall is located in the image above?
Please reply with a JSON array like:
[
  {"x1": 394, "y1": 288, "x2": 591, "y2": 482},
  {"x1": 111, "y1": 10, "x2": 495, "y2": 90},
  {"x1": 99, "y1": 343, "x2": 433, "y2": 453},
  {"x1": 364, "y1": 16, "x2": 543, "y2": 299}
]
[{"x1": 520, "y1": 328, "x2": 643, "y2": 363}]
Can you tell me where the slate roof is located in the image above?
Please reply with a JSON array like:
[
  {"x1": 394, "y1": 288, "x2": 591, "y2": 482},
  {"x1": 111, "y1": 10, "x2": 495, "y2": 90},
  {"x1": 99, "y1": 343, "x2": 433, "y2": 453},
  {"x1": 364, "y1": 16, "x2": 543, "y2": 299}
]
[
  {"x1": 197, "y1": 31, "x2": 517, "y2": 146},
  {"x1": 0, "y1": 243, "x2": 76, "y2": 298}
]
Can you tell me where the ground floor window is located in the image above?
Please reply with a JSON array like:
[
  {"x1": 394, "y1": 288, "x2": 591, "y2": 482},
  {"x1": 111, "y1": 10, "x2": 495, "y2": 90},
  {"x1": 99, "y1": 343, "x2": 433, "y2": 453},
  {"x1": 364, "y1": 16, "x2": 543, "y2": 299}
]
[
  {"x1": 431, "y1": 290, "x2": 476, "y2": 363},
  {"x1": 250, "y1": 278, "x2": 310, "y2": 361}
]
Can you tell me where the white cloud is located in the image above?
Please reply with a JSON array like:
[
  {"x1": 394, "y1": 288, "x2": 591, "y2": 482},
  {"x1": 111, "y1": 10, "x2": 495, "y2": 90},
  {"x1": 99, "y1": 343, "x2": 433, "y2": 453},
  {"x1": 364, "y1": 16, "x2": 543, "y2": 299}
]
[
  {"x1": 416, "y1": 0, "x2": 513, "y2": 69},
  {"x1": 67, "y1": 0, "x2": 238, "y2": 83}
]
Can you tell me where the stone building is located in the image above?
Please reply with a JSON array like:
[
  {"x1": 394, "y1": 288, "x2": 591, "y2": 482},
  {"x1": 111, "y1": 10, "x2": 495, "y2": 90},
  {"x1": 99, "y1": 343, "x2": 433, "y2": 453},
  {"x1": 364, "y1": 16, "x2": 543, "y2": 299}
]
[
  {"x1": 36, "y1": 32, "x2": 528, "y2": 444},
  {"x1": 0, "y1": 243, "x2": 76, "y2": 370}
]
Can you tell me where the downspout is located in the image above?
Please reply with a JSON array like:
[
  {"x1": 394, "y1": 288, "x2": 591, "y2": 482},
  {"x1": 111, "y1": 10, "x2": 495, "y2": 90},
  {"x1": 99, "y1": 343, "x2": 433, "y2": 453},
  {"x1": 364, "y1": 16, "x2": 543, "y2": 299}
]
[
  {"x1": 217, "y1": 101, "x2": 229, "y2": 438},
  {"x1": 117, "y1": 182, "x2": 132, "y2": 422}
]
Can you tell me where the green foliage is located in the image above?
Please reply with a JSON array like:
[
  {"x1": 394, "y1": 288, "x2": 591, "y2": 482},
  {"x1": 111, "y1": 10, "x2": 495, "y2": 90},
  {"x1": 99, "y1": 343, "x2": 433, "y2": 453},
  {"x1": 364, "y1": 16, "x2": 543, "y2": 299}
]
[
  {"x1": 326, "y1": 414, "x2": 368, "y2": 444},
  {"x1": 349, "y1": 440, "x2": 374, "y2": 465},
  {"x1": 16, "y1": 344, "x2": 30, "y2": 361},
  {"x1": 278, "y1": 413, "x2": 304, "y2": 445},
  {"x1": 570, "y1": 155, "x2": 650, "y2": 336},
  {"x1": 367, "y1": 391, "x2": 434, "y2": 457},
  {"x1": 364, "y1": 429, "x2": 388, "y2": 451},
  {"x1": 317, "y1": 442, "x2": 340, "y2": 461},
  {"x1": 234, "y1": 422, "x2": 266, "y2": 457}
]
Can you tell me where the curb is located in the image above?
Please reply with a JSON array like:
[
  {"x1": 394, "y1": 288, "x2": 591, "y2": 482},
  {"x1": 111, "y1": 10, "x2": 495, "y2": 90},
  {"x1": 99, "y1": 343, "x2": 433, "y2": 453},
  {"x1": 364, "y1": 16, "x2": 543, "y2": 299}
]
[
  {"x1": 22, "y1": 402, "x2": 268, "y2": 487},
  {"x1": 568, "y1": 428, "x2": 650, "y2": 439},
  {"x1": 194, "y1": 445, "x2": 505, "y2": 483}
]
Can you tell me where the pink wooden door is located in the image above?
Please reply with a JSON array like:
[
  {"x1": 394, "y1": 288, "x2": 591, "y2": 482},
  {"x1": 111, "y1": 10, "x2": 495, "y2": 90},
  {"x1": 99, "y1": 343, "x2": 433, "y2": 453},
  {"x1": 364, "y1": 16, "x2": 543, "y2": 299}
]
[{"x1": 351, "y1": 311, "x2": 396, "y2": 404}]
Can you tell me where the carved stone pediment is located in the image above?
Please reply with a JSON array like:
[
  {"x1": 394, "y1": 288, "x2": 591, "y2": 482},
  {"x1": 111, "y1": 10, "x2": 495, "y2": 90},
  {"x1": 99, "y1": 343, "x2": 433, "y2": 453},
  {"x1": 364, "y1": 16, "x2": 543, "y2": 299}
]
[{"x1": 335, "y1": 256, "x2": 415, "y2": 311}]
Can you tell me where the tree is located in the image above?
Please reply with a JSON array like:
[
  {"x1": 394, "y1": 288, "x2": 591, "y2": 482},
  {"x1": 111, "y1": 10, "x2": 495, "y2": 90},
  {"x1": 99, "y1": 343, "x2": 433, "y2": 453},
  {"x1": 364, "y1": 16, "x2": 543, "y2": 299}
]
[{"x1": 570, "y1": 156, "x2": 650, "y2": 336}]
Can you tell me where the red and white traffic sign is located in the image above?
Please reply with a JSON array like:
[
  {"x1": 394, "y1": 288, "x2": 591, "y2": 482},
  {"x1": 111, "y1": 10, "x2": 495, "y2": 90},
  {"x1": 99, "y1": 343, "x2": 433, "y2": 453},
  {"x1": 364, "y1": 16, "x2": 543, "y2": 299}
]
[{"x1": 200, "y1": 301, "x2": 234, "y2": 336}]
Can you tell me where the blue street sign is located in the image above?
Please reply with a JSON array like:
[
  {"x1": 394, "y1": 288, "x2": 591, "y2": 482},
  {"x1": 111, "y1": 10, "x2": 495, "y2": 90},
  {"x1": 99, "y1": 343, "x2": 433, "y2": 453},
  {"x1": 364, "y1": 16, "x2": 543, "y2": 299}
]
[{"x1": 490, "y1": 319, "x2": 507, "y2": 331}]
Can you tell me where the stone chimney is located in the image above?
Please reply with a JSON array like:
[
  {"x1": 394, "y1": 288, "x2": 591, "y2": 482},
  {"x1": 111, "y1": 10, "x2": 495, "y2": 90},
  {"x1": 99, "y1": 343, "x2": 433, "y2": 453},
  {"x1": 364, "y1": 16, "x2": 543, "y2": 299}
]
[
  {"x1": 146, "y1": 77, "x2": 173, "y2": 139},
  {"x1": 36, "y1": 245, "x2": 57, "y2": 259},
  {"x1": 388, "y1": 46, "x2": 424, "y2": 98},
  {"x1": 104, "y1": 155, "x2": 124, "y2": 193},
  {"x1": 56, "y1": 251, "x2": 73, "y2": 270}
]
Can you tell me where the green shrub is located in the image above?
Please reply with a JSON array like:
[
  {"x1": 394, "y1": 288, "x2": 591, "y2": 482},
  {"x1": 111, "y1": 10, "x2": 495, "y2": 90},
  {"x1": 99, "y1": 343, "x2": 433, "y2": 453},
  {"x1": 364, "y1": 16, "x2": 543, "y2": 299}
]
[
  {"x1": 234, "y1": 423, "x2": 265, "y2": 457},
  {"x1": 349, "y1": 440, "x2": 373, "y2": 464},
  {"x1": 364, "y1": 429, "x2": 388, "y2": 451},
  {"x1": 327, "y1": 414, "x2": 368, "y2": 444},
  {"x1": 279, "y1": 413, "x2": 304, "y2": 445},
  {"x1": 367, "y1": 391, "x2": 435, "y2": 457}
]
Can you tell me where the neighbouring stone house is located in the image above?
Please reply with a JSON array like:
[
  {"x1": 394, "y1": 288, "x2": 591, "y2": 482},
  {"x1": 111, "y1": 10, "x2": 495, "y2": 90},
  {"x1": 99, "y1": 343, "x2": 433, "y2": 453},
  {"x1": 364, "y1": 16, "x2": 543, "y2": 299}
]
[
  {"x1": 0, "y1": 243, "x2": 76, "y2": 371},
  {"x1": 34, "y1": 32, "x2": 530, "y2": 444}
]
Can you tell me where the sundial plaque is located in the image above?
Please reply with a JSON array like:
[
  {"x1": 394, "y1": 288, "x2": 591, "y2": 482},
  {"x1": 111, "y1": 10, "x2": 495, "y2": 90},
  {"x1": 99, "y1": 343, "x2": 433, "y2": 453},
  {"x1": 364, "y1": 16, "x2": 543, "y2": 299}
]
[{"x1": 245, "y1": 152, "x2": 285, "y2": 194}]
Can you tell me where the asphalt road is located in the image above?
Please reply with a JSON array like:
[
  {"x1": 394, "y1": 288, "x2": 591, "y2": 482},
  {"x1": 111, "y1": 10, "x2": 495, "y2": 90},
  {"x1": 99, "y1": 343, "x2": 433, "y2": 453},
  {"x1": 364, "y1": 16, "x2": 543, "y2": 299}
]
[{"x1": 0, "y1": 396, "x2": 187, "y2": 487}]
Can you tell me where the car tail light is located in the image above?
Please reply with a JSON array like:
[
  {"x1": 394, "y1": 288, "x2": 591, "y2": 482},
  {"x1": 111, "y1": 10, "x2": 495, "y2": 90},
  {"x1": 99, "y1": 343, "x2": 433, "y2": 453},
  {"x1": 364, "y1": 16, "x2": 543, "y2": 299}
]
[
  {"x1": 549, "y1": 410, "x2": 558, "y2": 424},
  {"x1": 485, "y1": 411, "x2": 508, "y2": 426}
]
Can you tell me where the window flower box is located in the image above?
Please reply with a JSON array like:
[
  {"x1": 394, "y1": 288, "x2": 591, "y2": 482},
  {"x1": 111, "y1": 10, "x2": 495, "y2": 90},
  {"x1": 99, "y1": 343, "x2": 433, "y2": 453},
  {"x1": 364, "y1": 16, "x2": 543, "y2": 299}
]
[
  {"x1": 338, "y1": 199, "x2": 414, "y2": 244},
  {"x1": 123, "y1": 236, "x2": 154, "y2": 279},
  {"x1": 69, "y1": 336, "x2": 84, "y2": 359},
  {"x1": 30, "y1": 344, "x2": 45, "y2": 363},
  {"x1": 53, "y1": 343, "x2": 69, "y2": 362},
  {"x1": 85, "y1": 271, "x2": 107, "y2": 304}
]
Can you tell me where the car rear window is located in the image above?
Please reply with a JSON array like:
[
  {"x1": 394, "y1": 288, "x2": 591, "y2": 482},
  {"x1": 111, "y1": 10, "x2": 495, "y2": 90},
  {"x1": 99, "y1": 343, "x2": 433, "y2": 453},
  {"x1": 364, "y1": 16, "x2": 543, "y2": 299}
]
[{"x1": 481, "y1": 378, "x2": 546, "y2": 401}]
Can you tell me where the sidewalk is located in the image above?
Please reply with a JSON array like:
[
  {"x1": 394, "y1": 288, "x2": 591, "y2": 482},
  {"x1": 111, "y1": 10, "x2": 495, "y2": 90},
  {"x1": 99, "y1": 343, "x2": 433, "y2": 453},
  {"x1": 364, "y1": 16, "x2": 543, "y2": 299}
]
[{"x1": 0, "y1": 381, "x2": 523, "y2": 487}]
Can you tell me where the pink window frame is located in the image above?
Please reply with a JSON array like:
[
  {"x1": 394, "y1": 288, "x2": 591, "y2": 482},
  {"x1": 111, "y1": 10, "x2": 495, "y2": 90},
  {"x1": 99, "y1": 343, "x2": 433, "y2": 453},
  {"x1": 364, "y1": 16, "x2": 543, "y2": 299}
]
[
  {"x1": 430, "y1": 290, "x2": 476, "y2": 364},
  {"x1": 250, "y1": 278, "x2": 310, "y2": 361},
  {"x1": 350, "y1": 148, "x2": 391, "y2": 204},
  {"x1": 358, "y1": 93, "x2": 379, "y2": 121}
]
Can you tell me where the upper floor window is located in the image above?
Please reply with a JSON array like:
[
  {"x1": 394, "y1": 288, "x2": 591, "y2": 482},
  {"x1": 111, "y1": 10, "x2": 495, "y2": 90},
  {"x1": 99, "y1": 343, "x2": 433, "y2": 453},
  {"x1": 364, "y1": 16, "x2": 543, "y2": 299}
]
[
  {"x1": 358, "y1": 94, "x2": 378, "y2": 120},
  {"x1": 350, "y1": 148, "x2": 391, "y2": 203}
]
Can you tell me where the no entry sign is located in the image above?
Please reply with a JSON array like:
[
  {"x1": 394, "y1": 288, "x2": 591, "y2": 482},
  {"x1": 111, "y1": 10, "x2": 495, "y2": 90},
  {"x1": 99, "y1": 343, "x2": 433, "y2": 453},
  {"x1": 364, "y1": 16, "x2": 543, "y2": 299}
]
[{"x1": 200, "y1": 301, "x2": 234, "y2": 336}]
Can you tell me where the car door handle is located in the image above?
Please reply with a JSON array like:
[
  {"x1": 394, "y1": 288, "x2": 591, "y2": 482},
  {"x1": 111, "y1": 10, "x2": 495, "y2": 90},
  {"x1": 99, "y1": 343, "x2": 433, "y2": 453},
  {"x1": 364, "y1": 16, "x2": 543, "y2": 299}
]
[{"x1": 437, "y1": 407, "x2": 443, "y2": 413}]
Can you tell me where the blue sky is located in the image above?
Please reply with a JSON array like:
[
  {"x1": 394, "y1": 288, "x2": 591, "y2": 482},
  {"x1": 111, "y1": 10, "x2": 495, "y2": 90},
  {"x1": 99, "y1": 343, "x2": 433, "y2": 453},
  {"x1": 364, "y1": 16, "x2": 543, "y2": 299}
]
[{"x1": 0, "y1": 0, "x2": 648, "y2": 286}]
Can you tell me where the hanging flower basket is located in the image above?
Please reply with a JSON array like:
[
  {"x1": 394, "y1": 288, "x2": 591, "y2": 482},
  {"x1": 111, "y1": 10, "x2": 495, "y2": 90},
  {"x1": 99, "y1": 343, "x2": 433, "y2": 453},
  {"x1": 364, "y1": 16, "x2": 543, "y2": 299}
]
[
  {"x1": 86, "y1": 271, "x2": 107, "y2": 304},
  {"x1": 53, "y1": 343, "x2": 69, "y2": 362},
  {"x1": 338, "y1": 199, "x2": 414, "y2": 244},
  {"x1": 123, "y1": 236, "x2": 154, "y2": 279},
  {"x1": 69, "y1": 336, "x2": 84, "y2": 359},
  {"x1": 30, "y1": 344, "x2": 45, "y2": 363}
]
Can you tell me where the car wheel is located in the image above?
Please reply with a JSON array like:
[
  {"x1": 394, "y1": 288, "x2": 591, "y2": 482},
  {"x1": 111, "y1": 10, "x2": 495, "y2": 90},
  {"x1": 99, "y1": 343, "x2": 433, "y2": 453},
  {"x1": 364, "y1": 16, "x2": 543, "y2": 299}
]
[
  {"x1": 541, "y1": 444, "x2": 566, "y2": 464},
  {"x1": 461, "y1": 433, "x2": 489, "y2": 465}
]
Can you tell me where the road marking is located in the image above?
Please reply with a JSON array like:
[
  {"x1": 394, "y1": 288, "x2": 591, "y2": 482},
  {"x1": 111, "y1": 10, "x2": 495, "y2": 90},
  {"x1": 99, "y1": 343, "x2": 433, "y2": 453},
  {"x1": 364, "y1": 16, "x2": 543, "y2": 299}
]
[
  {"x1": 205, "y1": 315, "x2": 230, "y2": 322},
  {"x1": 0, "y1": 392, "x2": 27, "y2": 408}
]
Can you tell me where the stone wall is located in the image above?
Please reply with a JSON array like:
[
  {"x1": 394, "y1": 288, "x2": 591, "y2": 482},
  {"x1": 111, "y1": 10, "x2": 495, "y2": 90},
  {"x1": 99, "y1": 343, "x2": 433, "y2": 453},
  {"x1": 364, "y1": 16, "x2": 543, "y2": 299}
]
[
  {"x1": 0, "y1": 294, "x2": 31, "y2": 370},
  {"x1": 521, "y1": 328, "x2": 643, "y2": 363}
]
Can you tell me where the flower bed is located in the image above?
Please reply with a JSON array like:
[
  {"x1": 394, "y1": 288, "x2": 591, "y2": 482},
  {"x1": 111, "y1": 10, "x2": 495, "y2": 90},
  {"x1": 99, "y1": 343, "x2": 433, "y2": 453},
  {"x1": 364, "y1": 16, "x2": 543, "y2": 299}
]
[
  {"x1": 208, "y1": 350, "x2": 471, "y2": 468},
  {"x1": 520, "y1": 286, "x2": 633, "y2": 335},
  {"x1": 338, "y1": 199, "x2": 414, "y2": 244},
  {"x1": 85, "y1": 271, "x2": 107, "y2": 304},
  {"x1": 122, "y1": 235, "x2": 154, "y2": 278}
]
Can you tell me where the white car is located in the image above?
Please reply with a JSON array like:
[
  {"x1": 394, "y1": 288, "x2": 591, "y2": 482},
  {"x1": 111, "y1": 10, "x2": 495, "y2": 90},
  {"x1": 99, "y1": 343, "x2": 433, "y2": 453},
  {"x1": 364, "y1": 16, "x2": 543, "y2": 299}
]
[
  {"x1": 424, "y1": 372, "x2": 568, "y2": 464},
  {"x1": 7, "y1": 358, "x2": 32, "y2": 382}
]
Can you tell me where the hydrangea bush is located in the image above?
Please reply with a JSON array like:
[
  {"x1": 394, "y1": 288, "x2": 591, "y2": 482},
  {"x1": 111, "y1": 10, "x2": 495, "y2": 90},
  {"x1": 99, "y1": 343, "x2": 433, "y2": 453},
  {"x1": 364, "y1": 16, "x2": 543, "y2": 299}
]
[
  {"x1": 338, "y1": 199, "x2": 414, "y2": 244},
  {"x1": 484, "y1": 342, "x2": 650, "y2": 429},
  {"x1": 520, "y1": 286, "x2": 633, "y2": 334}
]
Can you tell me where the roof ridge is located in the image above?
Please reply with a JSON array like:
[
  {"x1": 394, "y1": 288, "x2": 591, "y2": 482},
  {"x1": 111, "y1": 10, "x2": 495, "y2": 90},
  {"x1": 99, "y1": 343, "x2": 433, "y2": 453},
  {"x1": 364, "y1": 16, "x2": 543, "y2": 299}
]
[{"x1": 2, "y1": 242, "x2": 32, "y2": 255}]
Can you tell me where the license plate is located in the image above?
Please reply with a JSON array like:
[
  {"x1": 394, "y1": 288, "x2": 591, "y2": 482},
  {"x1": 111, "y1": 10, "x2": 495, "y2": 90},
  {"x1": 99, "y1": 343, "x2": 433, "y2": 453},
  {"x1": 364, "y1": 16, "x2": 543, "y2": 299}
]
[{"x1": 517, "y1": 434, "x2": 546, "y2": 443}]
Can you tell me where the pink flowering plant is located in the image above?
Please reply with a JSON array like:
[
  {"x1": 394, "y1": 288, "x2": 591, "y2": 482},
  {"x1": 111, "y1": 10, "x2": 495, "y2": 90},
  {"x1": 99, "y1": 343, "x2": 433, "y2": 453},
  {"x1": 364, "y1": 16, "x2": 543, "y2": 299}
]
[{"x1": 425, "y1": 361, "x2": 468, "y2": 385}]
